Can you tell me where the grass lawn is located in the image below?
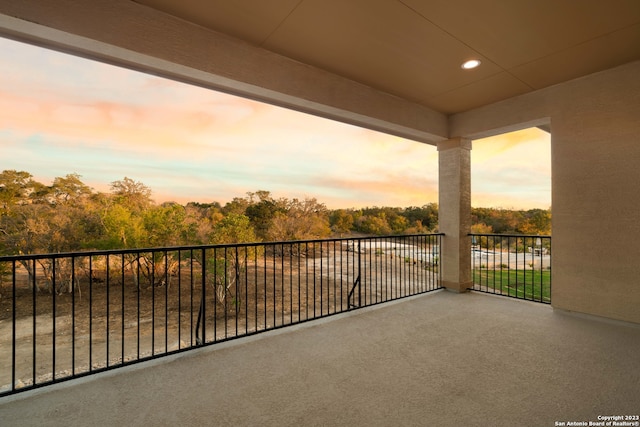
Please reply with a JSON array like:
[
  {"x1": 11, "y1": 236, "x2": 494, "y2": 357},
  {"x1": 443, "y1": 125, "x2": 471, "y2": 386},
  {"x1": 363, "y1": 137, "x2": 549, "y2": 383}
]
[{"x1": 472, "y1": 268, "x2": 551, "y2": 303}]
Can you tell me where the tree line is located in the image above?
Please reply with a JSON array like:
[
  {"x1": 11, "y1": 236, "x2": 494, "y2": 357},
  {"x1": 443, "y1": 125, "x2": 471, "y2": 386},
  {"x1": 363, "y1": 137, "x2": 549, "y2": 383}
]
[
  {"x1": 471, "y1": 207, "x2": 551, "y2": 235},
  {"x1": 0, "y1": 170, "x2": 550, "y2": 257}
]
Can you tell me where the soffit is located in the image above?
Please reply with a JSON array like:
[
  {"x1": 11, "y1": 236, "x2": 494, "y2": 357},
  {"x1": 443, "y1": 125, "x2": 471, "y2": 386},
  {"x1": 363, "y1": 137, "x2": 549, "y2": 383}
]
[{"x1": 135, "y1": 0, "x2": 640, "y2": 114}]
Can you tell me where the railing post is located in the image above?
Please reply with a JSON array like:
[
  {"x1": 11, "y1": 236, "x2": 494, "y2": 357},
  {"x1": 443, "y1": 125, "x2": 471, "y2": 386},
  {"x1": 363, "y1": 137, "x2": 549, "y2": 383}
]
[
  {"x1": 357, "y1": 239, "x2": 362, "y2": 307},
  {"x1": 196, "y1": 248, "x2": 206, "y2": 345},
  {"x1": 438, "y1": 138, "x2": 472, "y2": 292},
  {"x1": 348, "y1": 239, "x2": 362, "y2": 309}
]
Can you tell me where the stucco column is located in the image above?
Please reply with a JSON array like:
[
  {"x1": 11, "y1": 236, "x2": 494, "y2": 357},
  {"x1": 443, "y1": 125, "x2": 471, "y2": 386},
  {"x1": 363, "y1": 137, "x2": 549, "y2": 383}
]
[{"x1": 438, "y1": 138, "x2": 472, "y2": 292}]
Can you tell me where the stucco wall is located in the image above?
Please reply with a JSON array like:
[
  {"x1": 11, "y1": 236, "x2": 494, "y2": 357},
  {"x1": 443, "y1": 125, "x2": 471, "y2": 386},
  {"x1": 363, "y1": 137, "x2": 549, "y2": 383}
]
[
  {"x1": 453, "y1": 61, "x2": 640, "y2": 324},
  {"x1": 550, "y1": 62, "x2": 640, "y2": 323}
]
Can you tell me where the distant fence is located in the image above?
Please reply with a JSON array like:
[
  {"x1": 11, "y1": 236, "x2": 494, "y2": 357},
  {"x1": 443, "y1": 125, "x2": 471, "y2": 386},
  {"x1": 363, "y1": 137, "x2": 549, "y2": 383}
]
[
  {"x1": 469, "y1": 234, "x2": 551, "y2": 304},
  {"x1": 0, "y1": 234, "x2": 442, "y2": 396}
]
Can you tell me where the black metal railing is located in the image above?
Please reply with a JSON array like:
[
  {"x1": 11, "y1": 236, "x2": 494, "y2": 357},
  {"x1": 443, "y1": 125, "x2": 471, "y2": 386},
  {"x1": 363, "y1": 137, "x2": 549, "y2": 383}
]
[
  {"x1": 469, "y1": 234, "x2": 551, "y2": 304},
  {"x1": 0, "y1": 234, "x2": 442, "y2": 396}
]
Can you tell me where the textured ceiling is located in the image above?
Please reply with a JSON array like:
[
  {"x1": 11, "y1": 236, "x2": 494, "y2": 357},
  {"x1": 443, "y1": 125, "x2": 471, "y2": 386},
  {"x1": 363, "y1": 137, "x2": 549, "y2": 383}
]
[{"x1": 135, "y1": 0, "x2": 640, "y2": 114}]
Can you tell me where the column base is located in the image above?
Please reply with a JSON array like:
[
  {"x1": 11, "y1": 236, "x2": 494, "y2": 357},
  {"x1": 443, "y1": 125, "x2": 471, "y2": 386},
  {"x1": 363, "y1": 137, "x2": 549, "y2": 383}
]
[{"x1": 442, "y1": 281, "x2": 473, "y2": 293}]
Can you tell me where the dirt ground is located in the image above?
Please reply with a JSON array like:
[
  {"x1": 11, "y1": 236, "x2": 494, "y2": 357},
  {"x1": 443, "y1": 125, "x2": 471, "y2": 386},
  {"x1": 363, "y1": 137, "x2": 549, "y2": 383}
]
[{"x1": 0, "y1": 243, "x2": 439, "y2": 393}]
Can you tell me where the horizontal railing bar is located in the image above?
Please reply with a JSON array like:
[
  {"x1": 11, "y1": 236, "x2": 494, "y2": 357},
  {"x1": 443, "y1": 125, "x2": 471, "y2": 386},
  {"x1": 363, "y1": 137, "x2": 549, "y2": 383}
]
[
  {"x1": 468, "y1": 233, "x2": 550, "y2": 238},
  {"x1": 0, "y1": 234, "x2": 445, "y2": 262}
]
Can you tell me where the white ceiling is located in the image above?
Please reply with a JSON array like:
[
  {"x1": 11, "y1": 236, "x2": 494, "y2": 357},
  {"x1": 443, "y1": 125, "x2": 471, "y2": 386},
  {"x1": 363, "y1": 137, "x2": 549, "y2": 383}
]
[{"x1": 135, "y1": 0, "x2": 640, "y2": 114}]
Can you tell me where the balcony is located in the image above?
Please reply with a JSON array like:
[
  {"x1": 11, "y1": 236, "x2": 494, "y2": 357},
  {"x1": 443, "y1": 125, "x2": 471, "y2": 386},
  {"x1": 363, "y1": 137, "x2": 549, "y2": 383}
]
[
  {"x1": 0, "y1": 2, "x2": 639, "y2": 424},
  {"x1": 1, "y1": 289, "x2": 639, "y2": 426},
  {"x1": 1, "y1": 234, "x2": 639, "y2": 426}
]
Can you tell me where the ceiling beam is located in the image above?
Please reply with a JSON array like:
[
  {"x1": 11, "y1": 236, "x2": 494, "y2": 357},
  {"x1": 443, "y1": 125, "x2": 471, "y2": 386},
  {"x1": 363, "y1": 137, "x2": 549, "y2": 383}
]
[{"x1": 0, "y1": 0, "x2": 448, "y2": 144}]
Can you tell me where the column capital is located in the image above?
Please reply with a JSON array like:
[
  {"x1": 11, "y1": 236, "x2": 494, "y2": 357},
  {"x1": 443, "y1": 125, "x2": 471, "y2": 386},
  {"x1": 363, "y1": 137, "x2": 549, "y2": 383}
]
[{"x1": 437, "y1": 137, "x2": 472, "y2": 152}]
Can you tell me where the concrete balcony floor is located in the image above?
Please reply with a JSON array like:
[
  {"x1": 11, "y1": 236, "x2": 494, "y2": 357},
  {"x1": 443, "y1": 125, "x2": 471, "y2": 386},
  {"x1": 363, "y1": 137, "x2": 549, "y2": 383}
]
[{"x1": 1, "y1": 290, "x2": 639, "y2": 426}]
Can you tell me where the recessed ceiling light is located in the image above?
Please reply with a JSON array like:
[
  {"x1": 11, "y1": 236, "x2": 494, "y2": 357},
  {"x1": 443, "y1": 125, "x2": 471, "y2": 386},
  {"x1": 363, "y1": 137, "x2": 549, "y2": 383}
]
[{"x1": 461, "y1": 59, "x2": 482, "y2": 70}]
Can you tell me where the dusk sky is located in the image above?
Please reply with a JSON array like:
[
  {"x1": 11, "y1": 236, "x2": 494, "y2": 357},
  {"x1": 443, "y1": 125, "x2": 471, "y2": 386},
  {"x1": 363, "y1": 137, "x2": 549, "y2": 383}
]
[{"x1": 0, "y1": 37, "x2": 550, "y2": 209}]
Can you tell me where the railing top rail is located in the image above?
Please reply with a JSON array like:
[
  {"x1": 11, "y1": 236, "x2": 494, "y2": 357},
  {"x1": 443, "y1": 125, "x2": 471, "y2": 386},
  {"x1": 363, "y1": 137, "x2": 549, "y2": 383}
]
[
  {"x1": 468, "y1": 233, "x2": 551, "y2": 238},
  {"x1": 0, "y1": 233, "x2": 444, "y2": 262}
]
